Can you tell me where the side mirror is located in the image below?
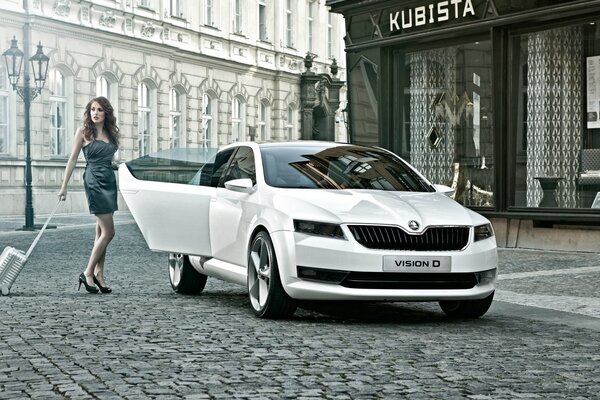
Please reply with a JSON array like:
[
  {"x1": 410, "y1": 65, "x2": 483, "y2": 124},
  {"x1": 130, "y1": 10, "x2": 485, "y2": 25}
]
[
  {"x1": 433, "y1": 184, "x2": 454, "y2": 196},
  {"x1": 224, "y1": 178, "x2": 254, "y2": 193}
]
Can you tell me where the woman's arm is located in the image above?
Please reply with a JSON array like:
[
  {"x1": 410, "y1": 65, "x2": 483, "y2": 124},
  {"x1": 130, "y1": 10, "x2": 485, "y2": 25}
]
[{"x1": 57, "y1": 129, "x2": 85, "y2": 200}]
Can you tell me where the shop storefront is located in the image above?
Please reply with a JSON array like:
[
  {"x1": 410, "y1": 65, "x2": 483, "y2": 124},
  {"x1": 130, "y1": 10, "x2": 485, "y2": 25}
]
[{"x1": 327, "y1": 0, "x2": 600, "y2": 248}]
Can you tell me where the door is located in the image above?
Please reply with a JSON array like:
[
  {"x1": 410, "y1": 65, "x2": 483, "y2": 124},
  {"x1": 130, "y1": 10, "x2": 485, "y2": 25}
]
[{"x1": 118, "y1": 147, "x2": 237, "y2": 256}]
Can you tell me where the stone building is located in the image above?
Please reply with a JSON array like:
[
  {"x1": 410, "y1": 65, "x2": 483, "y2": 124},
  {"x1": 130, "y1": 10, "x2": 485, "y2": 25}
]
[{"x1": 0, "y1": 0, "x2": 347, "y2": 216}]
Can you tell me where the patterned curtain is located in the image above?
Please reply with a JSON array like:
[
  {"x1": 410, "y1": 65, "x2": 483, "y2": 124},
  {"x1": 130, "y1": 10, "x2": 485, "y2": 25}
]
[
  {"x1": 408, "y1": 49, "x2": 456, "y2": 185},
  {"x1": 526, "y1": 27, "x2": 582, "y2": 208}
]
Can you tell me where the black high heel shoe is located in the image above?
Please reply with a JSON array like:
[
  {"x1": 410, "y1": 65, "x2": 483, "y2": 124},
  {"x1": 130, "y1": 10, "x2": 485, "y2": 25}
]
[
  {"x1": 78, "y1": 273, "x2": 99, "y2": 293},
  {"x1": 93, "y1": 276, "x2": 112, "y2": 294}
]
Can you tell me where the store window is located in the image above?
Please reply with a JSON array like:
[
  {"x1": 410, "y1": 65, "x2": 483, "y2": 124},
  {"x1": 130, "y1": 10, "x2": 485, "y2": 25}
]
[
  {"x1": 348, "y1": 49, "x2": 380, "y2": 147},
  {"x1": 511, "y1": 22, "x2": 600, "y2": 210},
  {"x1": 395, "y1": 39, "x2": 494, "y2": 207}
]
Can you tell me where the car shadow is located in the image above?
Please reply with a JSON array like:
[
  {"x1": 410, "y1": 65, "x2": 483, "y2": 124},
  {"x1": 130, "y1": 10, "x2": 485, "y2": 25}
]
[{"x1": 293, "y1": 300, "x2": 455, "y2": 324}]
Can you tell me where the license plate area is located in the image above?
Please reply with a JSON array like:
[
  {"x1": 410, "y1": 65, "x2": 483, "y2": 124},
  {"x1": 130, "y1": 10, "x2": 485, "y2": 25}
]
[{"x1": 383, "y1": 255, "x2": 451, "y2": 272}]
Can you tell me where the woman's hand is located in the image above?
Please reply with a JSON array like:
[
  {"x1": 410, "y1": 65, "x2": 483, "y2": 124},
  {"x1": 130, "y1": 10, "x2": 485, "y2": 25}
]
[{"x1": 57, "y1": 188, "x2": 67, "y2": 201}]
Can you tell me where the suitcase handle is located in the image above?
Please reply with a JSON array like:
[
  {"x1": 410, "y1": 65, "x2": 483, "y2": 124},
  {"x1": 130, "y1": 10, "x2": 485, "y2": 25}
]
[{"x1": 26, "y1": 200, "x2": 62, "y2": 258}]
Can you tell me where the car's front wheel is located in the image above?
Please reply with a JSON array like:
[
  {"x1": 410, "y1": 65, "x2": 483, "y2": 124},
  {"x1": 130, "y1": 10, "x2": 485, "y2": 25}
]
[
  {"x1": 168, "y1": 253, "x2": 207, "y2": 294},
  {"x1": 247, "y1": 231, "x2": 297, "y2": 319},
  {"x1": 439, "y1": 292, "x2": 494, "y2": 318}
]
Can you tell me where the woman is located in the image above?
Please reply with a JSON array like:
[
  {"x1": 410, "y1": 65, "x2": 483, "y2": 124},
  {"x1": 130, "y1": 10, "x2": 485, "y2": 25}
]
[{"x1": 58, "y1": 96, "x2": 120, "y2": 294}]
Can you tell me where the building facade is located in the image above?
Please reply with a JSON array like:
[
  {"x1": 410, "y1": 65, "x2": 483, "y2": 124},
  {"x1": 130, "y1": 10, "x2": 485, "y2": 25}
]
[
  {"x1": 328, "y1": 0, "x2": 600, "y2": 250},
  {"x1": 0, "y1": 0, "x2": 347, "y2": 216}
]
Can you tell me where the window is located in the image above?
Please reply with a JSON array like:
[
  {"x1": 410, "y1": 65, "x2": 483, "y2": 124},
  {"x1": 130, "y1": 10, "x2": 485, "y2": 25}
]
[
  {"x1": 138, "y1": 82, "x2": 152, "y2": 156},
  {"x1": 233, "y1": 0, "x2": 243, "y2": 34},
  {"x1": 231, "y1": 97, "x2": 245, "y2": 143},
  {"x1": 97, "y1": 76, "x2": 109, "y2": 98},
  {"x1": 49, "y1": 69, "x2": 68, "y2": 156},
  {"x1": 510, "y1": 22, "x2": 600, "y2": 210},
  {"x1": 170, "y1": 89, "x2": 183, "y2": 148},
  {"x1": 394, "y1": 40, "x2": 494, "y2": 207},
  {"x1": 221, "y1": 146, "x2": 256, "y2": 186},
  {"x1": 138, "y1": 0, "x2": 153, "y2": 8},
  {"x1": 258, "y1": 101, "x2": 270, "y2": 141},
  {"x1": 285, "y1": 0, "x2": 294, "y2": 47},
  {"x1": 170, "y1": 0, "x2": 182, "y2": 18},
  {"x1": 202, "y1": 93, "x2": 217, "y2": 149},
  {"x1": 327, "y1": 13, "x2": 333, "y2": 58},
  {"x1": 0, "y1": 64, "x2": 10, "y2": 155},
  {"x1": 205, "y1": 0, "x2": 214, "y2": 26},
  {"x1": 307, "y1": 1, "x2": 315, "y2": 53},
  {"x1": 286, "y1": 106, "x2": 295, "y2": 140},
  {"x1": 96, "y1": 74, "x2": 118, "y2": 104},
  {"x1": 259, "y1": 0, "x2": 268, "y2": 41}
]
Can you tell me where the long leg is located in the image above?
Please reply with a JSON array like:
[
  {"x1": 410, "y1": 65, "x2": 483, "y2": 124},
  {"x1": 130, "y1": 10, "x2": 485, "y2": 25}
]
[{"x1": 83, "y1": 213, "x2": 115, "y2": 286}]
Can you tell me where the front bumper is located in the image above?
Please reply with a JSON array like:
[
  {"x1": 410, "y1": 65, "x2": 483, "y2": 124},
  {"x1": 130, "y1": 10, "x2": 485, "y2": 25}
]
[{"x1": 271, "y1": 230, "x2": 498, "y2": 301}]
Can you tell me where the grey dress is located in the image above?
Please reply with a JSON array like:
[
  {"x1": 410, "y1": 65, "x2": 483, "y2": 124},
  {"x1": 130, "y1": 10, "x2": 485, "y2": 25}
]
[{"x1": 82, "y1": 140, "x2": 118, "y2": 215}]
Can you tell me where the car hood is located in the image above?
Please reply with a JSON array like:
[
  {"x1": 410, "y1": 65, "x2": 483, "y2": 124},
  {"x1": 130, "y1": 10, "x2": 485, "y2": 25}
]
[{"x1": 271, "y1": 189, "x2": 486, "y2": 230}]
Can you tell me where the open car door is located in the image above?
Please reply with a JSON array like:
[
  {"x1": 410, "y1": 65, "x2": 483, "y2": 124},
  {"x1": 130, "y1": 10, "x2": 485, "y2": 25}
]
[{"x1": 118, "y1": 164, "x2": 213, "y2": 257}]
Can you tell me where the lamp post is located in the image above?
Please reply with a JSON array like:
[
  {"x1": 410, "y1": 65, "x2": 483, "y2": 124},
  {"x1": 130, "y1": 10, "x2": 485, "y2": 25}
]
[{"x1": 3, "y1": 36, "x2": 49, "y2": 230}]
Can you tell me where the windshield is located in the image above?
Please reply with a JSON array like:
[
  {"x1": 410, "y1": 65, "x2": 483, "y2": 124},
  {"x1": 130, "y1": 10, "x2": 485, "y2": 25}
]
[{"x1": 261, "y1": 145, "x2": 434, "y2": 192}]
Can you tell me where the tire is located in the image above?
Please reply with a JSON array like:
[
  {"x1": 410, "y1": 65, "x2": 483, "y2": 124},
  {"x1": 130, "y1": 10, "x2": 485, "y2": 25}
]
[
  {"x1": 168, "y1": 253, "x2": 207, "y2": 295},
  {"x1": 247, "y1": 231, "x2": 297, "y2": 319},
  {"x1": 439, "y1": 291, "x2": 495, "y2": 319}
]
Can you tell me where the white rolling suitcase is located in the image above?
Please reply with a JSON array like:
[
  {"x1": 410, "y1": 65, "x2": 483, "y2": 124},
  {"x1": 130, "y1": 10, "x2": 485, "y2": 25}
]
[{"x1": 0, "y1": 200, "x2": 61, "y2": 295}]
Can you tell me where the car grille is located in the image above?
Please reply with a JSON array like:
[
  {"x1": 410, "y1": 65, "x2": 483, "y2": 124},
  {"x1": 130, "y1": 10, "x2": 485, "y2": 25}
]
[
  {"x1": 347, "y1": 225, "x2": 470, "y2": 251},
  {"x1": 340, "y1": 272, "x2": 478, "y2": 290}
]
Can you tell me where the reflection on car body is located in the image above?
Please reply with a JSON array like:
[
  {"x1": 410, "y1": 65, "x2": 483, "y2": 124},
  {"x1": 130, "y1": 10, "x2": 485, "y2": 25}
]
[{"x1": 119, "y1": 141, "x2": 498, "y2": 319}]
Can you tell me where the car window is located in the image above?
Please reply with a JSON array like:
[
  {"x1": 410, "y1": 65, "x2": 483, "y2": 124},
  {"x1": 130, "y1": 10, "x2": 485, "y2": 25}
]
[
  {"x1": 261, "y1": 145, "x2": 434, "y2": 192},
  {"x1": 219, "y1": 146, "x2": 256, "y2": 187},
  {"x1": 191, "y1": 147, "x2": 237, "y2": 187},
  {"x1": 126, "y1": 148, "x2": 216, "y2": 184}
]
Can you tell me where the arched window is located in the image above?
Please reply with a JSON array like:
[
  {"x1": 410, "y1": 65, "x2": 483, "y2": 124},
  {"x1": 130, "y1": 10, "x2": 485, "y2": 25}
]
[
  {"x1": 49, "y1": 69, "x2": 68, "y2": 156},
  {"x1": 0, "y1": 64, "x2": 11, "y2": 155},
  {"x1": 286, "y1": 105, "x2": 296, "y2": 141},
  {"x1": 138, "y1": 82, "x2": 154, "y2": 156},
  {"x1": 231, "y1": 96, "x2": 245, "y2": 143},
  {"x1": 96, "y1": 74, "x2": 118, "y2": 101},
  {"x1": 202, "y1": 93, "x2": 217, "y2": 148},
  {"x1": 170, "y1": 88, "x2": 185, "y2": 148},
  {"x1": 258, "y1": 100, "x2": 270, "y2": 141}
]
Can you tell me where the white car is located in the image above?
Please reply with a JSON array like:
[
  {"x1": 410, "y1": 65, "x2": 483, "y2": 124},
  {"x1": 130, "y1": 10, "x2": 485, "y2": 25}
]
[{"x1": 119, "y1": 141, "x2": 498, "y2": 319}]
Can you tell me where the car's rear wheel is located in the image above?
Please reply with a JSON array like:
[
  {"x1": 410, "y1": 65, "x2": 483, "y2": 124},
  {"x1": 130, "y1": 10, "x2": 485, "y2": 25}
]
[
  {"x1": 168, "y1": 253, "x2": 207, "y2": 294},
  {"x1": 247, "y1": 231, "x2": 297, "y2": 319},
  {"x1": 439, "y1": 291, "x2": 494, "y2": 318}
]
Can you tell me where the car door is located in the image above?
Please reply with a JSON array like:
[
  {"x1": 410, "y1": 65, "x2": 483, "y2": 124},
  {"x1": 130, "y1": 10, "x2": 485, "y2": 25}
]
[
  {"x1": 119, "y1": 147, "x2": 237, "y2": 257},
  {"x1": 209, "y1": 145, "x2": 259, "y2": 267}
]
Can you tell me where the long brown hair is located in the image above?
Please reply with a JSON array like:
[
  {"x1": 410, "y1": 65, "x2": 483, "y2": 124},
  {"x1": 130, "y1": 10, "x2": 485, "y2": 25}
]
[{"x1": 82, "y1": 96, "x2": 120, "y2": 146}]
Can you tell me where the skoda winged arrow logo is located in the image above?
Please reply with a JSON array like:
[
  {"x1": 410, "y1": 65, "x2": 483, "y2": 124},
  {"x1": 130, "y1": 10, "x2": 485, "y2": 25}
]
[{"x1": 408, "y1": 220, "x2": 420, "y2": 231}]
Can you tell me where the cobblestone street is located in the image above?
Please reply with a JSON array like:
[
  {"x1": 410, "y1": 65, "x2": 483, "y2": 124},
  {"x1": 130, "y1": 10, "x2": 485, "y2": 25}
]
[{"x1": 0, "y1": 213, "x2": 599, "y2": 399}]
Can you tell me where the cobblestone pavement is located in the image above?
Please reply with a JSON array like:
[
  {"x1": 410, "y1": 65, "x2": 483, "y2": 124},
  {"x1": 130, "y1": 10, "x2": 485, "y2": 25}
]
[{"x1": 0, "y1": 212, "x2": 599, "y2": 399}]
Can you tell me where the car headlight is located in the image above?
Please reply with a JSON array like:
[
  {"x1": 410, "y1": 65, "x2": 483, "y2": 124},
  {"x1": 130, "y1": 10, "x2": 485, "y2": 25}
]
[
  {"x1": 293, "y1": 220, "x2": 346, "y2": 240},
  {"x1": 473, "y1": 223, "x2": 494, "y2": 242}
]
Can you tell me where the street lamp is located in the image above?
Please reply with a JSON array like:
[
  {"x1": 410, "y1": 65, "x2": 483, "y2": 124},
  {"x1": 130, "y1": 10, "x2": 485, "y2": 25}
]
[{"x1": 3, "y1": 36, "x2": 49, "y2": 230}]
